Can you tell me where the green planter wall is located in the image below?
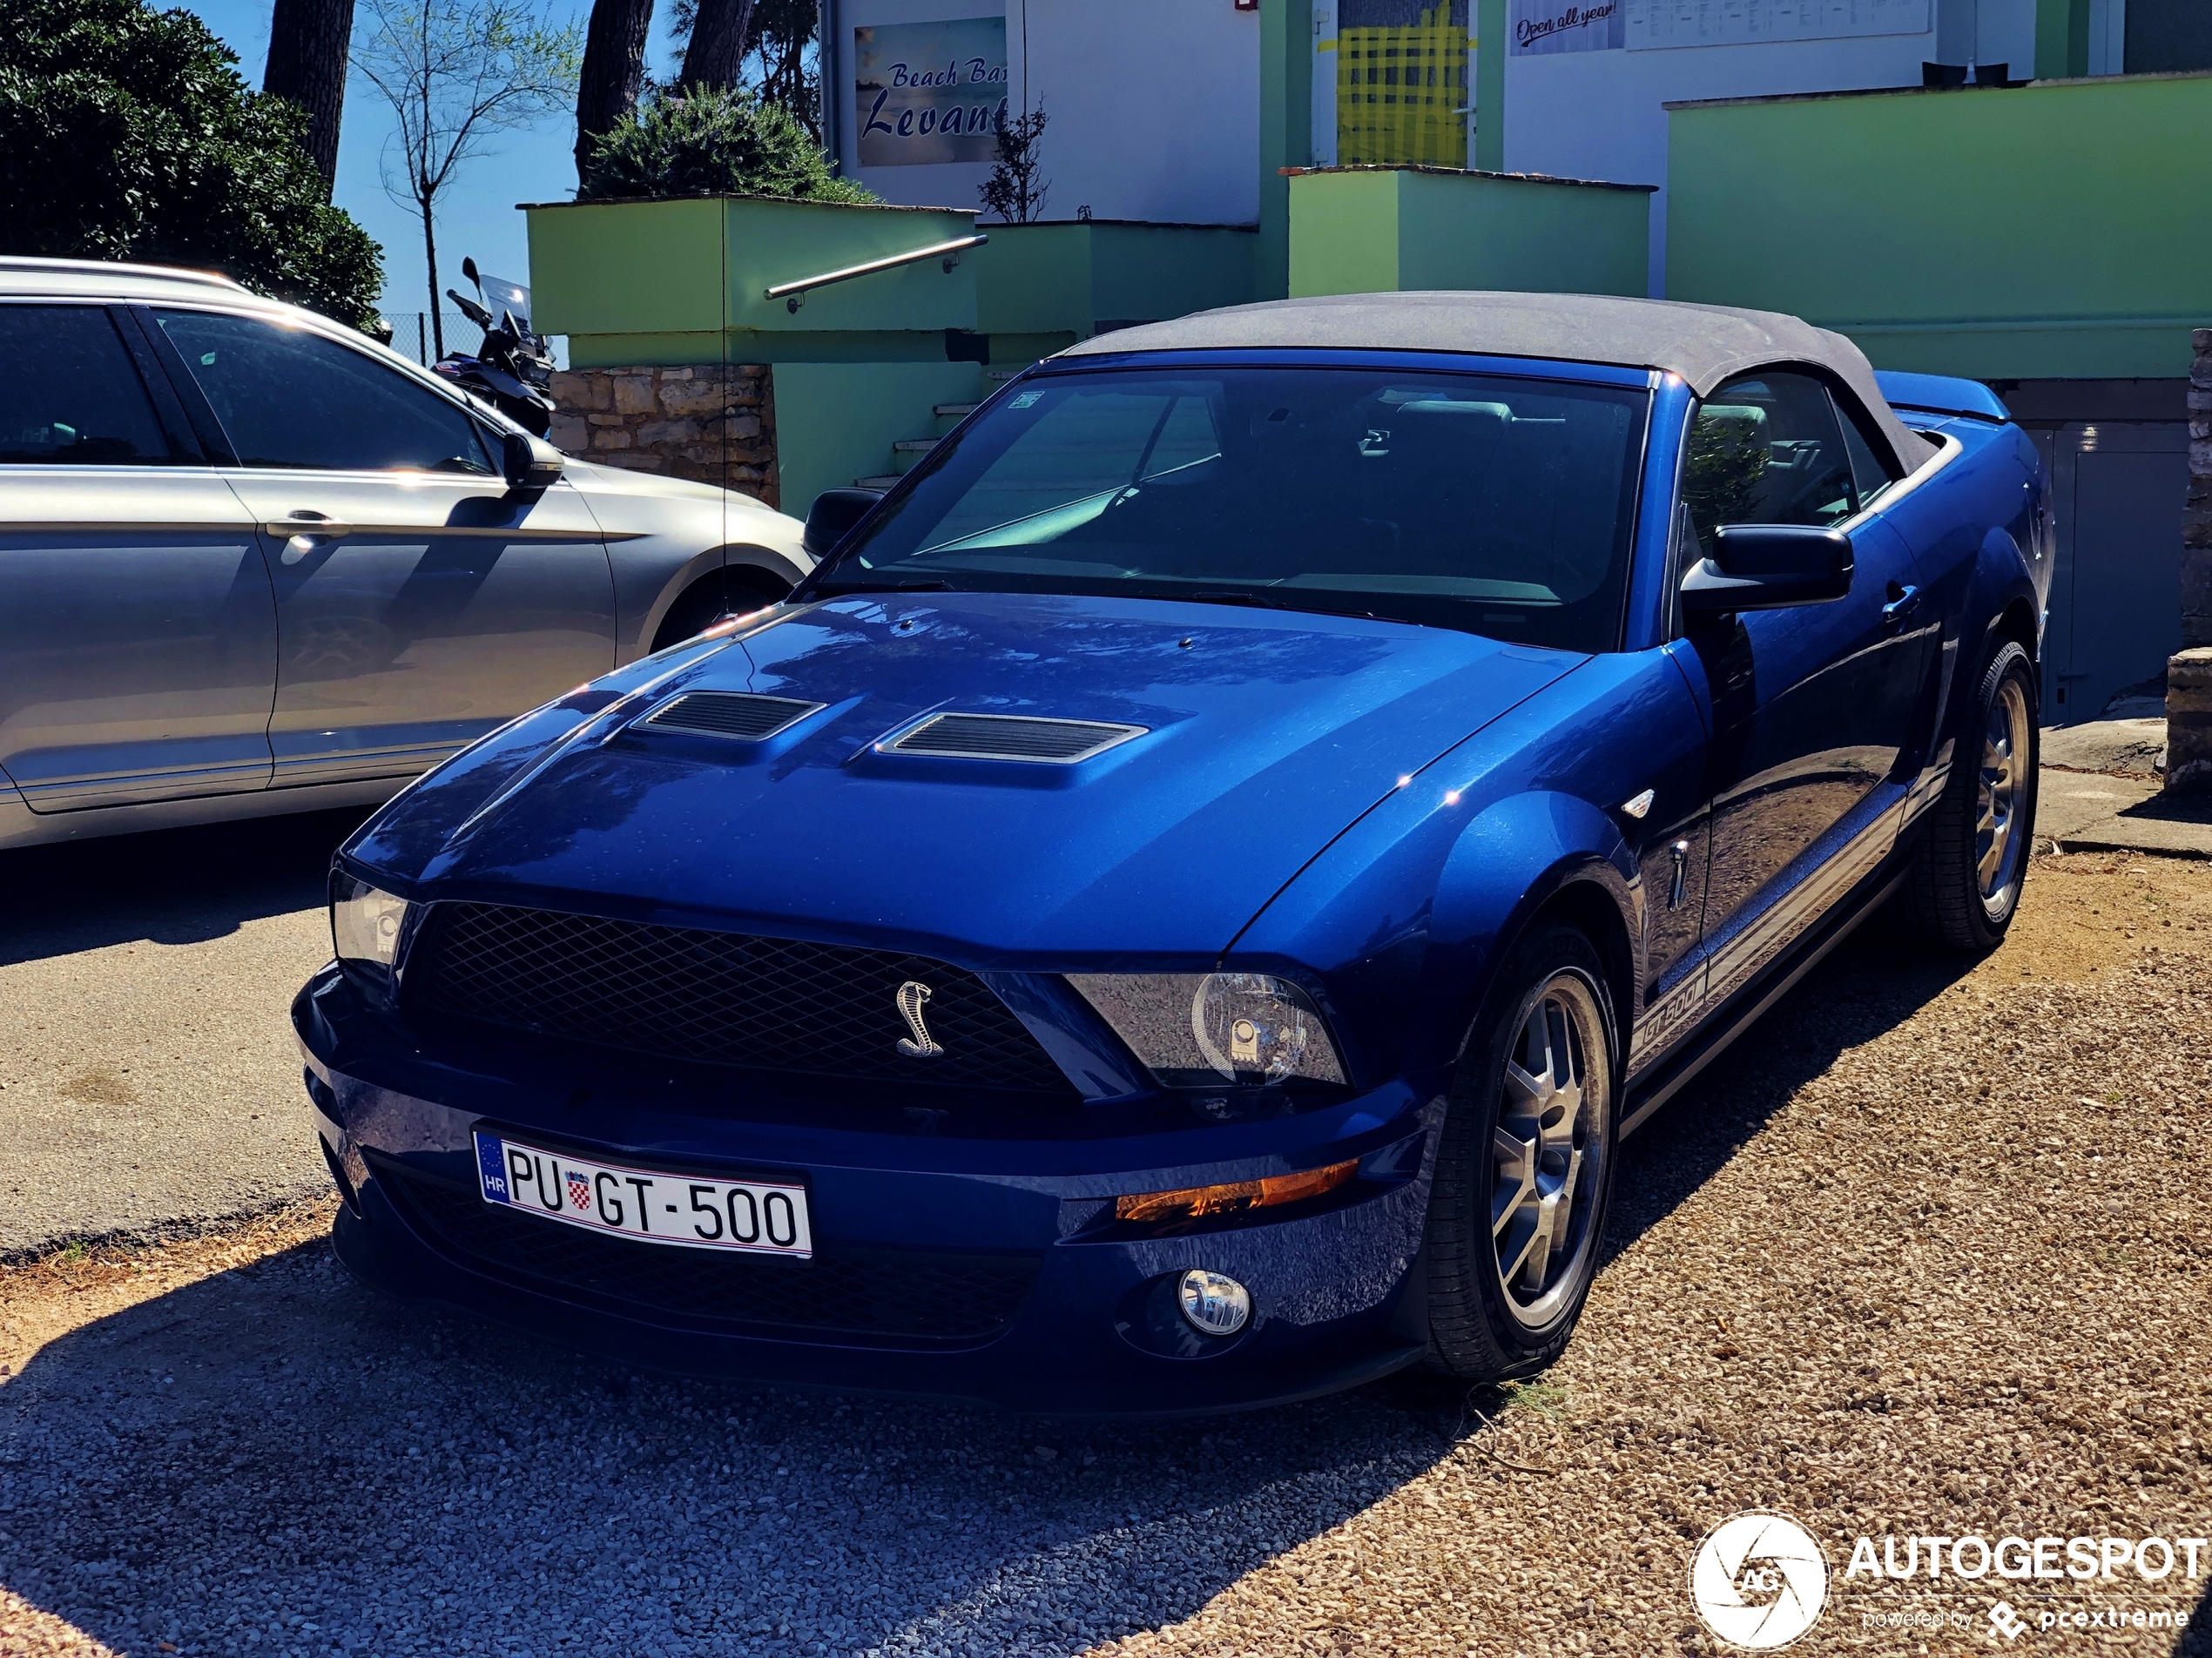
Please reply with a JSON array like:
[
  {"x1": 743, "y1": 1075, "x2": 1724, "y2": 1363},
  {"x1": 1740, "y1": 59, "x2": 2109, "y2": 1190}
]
[
  {"x1": 1287, "y1": 167, "x2": 1653, "y2": 301},
  {"x1": 525, "y1": 194, "x2": 982, "y2": 367},
  {"x1": 976, "y1": 221, "x2": 1260, "y2": 364}
]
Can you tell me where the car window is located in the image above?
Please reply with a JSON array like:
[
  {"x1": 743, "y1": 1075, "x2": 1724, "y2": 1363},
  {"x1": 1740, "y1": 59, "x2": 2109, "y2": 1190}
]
[
  {"x1": 0, "y1": 306, "x2": 185, "y2": 466},
  {"x1": 1833, "y1": 389, "x2": 1901, "y2": 510},
  {"x1": 1681, "y1": 370, "x2": 1858, "y2": 550},
  {"x1": 152, "y1": 309, "x2": 495, "y2": 474},
  {"x1": 823, "y1": 367, "x2": 1650, "y2": 653}
]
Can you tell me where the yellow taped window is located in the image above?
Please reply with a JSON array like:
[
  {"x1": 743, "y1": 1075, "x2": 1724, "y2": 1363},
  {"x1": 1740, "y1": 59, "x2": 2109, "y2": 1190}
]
[{"x1": 1336, "y1": 0, "x2": 1470, "y2": 169}]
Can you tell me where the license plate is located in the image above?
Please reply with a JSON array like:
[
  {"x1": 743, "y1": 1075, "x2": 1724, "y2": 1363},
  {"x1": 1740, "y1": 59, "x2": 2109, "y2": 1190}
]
[{"x1": 473, "y1": 1131, "x2": 813, "y2": 1258}]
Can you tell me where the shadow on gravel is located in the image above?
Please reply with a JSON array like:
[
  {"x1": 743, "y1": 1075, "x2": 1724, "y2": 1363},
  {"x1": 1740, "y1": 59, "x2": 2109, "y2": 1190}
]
[
  {"x1": 0, "y1": 805, "x2": 371, "y2": 969},
  {"x1": 0, "y1": 1237, "x2": 1474, "y2": 1658},
  {"x1": 1599, "y1": 927, "x2": 1980, "y2": 1272}
]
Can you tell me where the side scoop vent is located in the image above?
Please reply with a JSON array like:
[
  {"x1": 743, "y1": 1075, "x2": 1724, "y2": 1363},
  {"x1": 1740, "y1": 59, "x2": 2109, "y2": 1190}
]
[
  {"x1": 639, "y1": 691, "x2": 824, "y2": 742},
  {"x1": 884, "y1": 712, "x2": 1147, "y2": 765}
]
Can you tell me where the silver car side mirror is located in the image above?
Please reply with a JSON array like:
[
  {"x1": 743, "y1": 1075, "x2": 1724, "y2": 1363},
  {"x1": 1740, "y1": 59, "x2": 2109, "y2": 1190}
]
[{"x1": 502, "y1": 430, "x2": 564, "y2": 490}]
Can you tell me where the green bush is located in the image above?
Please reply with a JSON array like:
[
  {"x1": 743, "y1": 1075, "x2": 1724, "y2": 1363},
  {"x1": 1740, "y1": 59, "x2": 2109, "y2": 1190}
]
[
  {"x1": 0, "y1": 0, "x2": 384, "y2": 328},
  {"x1": 582, "y1": 85, "x2": 875, "y2": 204}
]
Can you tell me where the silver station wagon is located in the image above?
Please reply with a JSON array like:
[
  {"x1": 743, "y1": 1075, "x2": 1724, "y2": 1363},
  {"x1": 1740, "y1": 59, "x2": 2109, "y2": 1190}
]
[{"x1": 0, "y1": 256, "x2": 809, "y2": 850}]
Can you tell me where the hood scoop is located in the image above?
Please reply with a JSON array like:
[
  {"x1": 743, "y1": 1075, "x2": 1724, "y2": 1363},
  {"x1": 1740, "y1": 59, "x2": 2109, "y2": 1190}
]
[
  {"x1": 883, "y1": 711, "x2": 1147, "y2": 765},
  {"x1": 640, "y1": 691, "x2": 825, "y2": 741}
]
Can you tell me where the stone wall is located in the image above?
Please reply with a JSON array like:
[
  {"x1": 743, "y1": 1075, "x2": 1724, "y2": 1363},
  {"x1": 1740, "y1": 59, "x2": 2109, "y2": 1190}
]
[
  {"x1": 544, "y1": 364, "x2": 778, "y2": 508},
  {"x1": 2170, "y1": 330, "x2": 2212, "y2": 791}
]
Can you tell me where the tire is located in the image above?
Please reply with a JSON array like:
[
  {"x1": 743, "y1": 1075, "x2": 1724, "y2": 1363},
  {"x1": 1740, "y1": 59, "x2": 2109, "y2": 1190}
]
[
  {"x1": 1900, "y1": 639, "x2": 2039, "y2": 953},
  {"x1": 1422, "y1": 922, "x2": 1619, "y2": 1385}
]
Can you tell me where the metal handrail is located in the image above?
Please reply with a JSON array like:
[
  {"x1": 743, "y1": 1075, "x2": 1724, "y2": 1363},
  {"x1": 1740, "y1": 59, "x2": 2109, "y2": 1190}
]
[{"x1": 764, "y1": 233, "x2": 988, "y2": 312}]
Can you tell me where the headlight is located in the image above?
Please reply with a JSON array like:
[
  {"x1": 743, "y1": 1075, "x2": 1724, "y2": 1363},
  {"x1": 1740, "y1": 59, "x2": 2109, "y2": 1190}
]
[
  {"x1": 331, "y1": 872, "x2": 409, "y2": 970},
  {"x1": 1065, "y1": 972, "x2": 1347, "y2": 1088}
]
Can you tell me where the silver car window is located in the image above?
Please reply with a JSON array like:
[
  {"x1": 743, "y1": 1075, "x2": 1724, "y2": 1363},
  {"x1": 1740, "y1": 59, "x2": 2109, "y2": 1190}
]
[
  {"x1": 152, "y1": 309, "x2": 495, "y2": 475},
  {"x1": 0, "y1": 306, "x2": 185, "y2": 466}
]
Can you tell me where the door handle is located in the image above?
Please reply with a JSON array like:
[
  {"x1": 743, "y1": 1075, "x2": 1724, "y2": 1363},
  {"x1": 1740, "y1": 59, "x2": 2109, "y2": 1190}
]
[
  {"x1": 266, "y1": 514, "x2": 354, "y2": 539},
  {"x1": 1882, "y1": 583, "x2": 1920, "y2": 630}
]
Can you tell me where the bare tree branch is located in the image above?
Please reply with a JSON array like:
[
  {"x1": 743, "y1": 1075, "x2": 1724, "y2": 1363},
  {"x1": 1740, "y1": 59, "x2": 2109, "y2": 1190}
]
[{"x1": 353, "y1": 0, "x2": 581, "y2": 356}]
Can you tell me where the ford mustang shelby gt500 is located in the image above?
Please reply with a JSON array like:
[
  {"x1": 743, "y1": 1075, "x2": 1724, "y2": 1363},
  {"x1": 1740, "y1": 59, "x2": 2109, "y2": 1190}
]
[{"x1": 295, "y1": 293, "x2": 2048, "y2": 1413}]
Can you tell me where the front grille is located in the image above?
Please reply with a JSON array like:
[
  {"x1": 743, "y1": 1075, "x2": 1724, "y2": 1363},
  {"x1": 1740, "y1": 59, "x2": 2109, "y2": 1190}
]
[
  {"x1": 382, "y1": 1168, "x2": 1037, "y2": 1344},
  {"x1": 404, "y1": 904, "x2": 1076, "y2": 1095},
  {"x1": 886, "y1": 712, "x2": 1146, "y2": 764},
  {"x1": 639, "y1": 691, "x2": 822, "y2": 741}
]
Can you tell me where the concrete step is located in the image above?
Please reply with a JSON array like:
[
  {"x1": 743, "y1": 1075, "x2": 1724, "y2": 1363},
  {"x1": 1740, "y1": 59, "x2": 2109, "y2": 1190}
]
[
  {"x1": 988, "y1": 368, "x2": 1023, "y2": 381},
  {"x1": 853, "y1": 475, "x2": 901, "y2": 489},
  {"x1": 892, "y1": 438, "x2": 939, "y2": 453},
  {"x1": 934, "y1": 403, "x2": 978, "y2": 418}
]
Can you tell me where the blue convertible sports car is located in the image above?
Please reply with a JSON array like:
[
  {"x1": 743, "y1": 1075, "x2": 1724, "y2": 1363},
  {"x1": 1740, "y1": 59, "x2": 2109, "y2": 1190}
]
[{"x1": 296, "y1": 293, "x2": 2049, "y2": 1413}]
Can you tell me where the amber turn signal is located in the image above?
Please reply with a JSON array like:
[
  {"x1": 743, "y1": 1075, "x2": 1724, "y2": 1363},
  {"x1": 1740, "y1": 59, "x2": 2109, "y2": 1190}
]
[{"x1": 1115, "y1": 1158, "x2": 1359, "y2": 1223}]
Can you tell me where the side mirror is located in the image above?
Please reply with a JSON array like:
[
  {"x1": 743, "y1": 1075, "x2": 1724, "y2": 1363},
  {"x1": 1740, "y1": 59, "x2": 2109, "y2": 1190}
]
[
  {"x1": 1681, "y1": 524, "x2": 1853, "y2": 615},
  {"x1": 462, "y1": 255, "x2": 481, "y2": 288},
  {"x1": 502, "y1": 430, "x2": 564, "y2": 490},
  {"x1": 804, "y1": 488, "x2": 884, "y2": 558}
]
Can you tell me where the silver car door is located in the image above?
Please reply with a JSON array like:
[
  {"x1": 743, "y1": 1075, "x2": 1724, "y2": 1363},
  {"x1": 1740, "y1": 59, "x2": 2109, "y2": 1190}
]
[
  {"x1": 143, "y1": 305, "x2": 615, "y2": 790},
  {"x1": 0, "y1": 302, "x2": 276, "y2": 812}
]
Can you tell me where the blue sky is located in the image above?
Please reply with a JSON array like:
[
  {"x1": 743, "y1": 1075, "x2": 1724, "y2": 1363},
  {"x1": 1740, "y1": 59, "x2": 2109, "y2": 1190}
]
[{"x1": 179, "y1": 0, "x2": 688, "y2": 344}]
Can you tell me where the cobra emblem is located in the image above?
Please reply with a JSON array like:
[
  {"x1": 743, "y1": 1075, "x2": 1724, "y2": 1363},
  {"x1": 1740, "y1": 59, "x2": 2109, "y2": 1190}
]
[{"x1": 895, "y1": 980, "x2": 943, "y2": 1058}]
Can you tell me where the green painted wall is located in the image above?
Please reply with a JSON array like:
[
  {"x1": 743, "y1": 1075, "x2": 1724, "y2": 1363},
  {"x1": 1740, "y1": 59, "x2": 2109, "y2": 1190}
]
[
  {"x1": 2037, "y1": 0, "x2": 2091, "y2": 78},
  {"x1": 1476, "y1": 0, "x2": 1507, "y2": 172},
  {"x1": 527, "y1": 195, "x2": 980, "y2": 363},
  {"x1": 1288, "y1": 168, "x2": 1651, "y2": 299},
  {"x1": 772, "y1": 361, "x2": 985, "y2": 516},
  {"x1": 1258, "y1": 0, "x2": 1313, "y2": 301},
  {"x1": 976, "y1": 222, "x2": 1259, "y2": 339},
  {"x1": 1667, "y1": 74, "x2": 2212, "y2": 380}
]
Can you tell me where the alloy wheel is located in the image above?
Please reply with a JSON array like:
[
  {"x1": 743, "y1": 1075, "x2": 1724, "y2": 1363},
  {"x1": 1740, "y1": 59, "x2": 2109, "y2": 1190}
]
[
  {"x1": 1490, "y1": 970, "x2": 1610, "y2": 1331},
  {"x1": 1976, "y1": 674, "x2": 2032, "y2": 918}
]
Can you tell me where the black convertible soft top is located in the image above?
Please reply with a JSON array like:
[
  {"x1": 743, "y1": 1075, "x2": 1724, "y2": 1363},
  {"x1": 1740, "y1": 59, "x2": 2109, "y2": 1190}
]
[{"x1": 1062, "y1": 290, "x2": 1940, "y2": 473}]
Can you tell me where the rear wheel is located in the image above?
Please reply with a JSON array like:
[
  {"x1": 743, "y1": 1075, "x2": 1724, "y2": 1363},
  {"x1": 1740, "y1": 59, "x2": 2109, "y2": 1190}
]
[
  {"x1": 1901, "y1": 640, "x2": 2039, "y2": 953},
  {"x1": 1423, "y1": 923, "x2": 1618, "y2": 1384}
]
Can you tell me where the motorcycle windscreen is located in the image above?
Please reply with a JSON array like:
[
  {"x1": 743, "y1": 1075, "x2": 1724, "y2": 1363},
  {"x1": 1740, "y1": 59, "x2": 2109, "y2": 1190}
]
[{"x1": 479, "y1": 273, "x2": 532, "y2": 332}]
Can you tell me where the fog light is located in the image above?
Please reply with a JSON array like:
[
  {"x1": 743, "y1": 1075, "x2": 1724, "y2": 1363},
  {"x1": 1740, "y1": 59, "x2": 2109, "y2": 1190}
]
[{"x1": 1177, "y1": 1270, "x2": 1251, "y2": 1337}]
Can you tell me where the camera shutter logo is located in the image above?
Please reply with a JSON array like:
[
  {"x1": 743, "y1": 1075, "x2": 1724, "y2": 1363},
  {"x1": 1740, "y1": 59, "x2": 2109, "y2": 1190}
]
[
  {"x1": 895, "y1": 981, "x2": 944, "y2": 1058},
  {"x1": 1689, "y1": 1512, "x2": 1830, "y2": 1649}
]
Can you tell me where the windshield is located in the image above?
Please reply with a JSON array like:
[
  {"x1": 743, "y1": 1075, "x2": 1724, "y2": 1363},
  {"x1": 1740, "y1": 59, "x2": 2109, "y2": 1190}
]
[{"x1": 813, "y1": 365, "x2": 1650, "y2": 650}]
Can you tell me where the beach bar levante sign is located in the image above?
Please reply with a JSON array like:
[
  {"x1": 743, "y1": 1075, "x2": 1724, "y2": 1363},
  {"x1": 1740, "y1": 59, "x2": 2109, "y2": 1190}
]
[{"x1": 856, "y1": 17, "x2": 1008, "y2": 165}]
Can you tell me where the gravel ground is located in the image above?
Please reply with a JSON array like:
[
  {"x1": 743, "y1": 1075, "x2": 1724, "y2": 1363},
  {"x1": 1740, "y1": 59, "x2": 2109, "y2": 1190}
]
[
  {"x1": 1, "y1": 852, "x2": 2208, "y2": 1658},
  {"x1": 0, "y1": 810, "x2": 368, "y2": 1257}
]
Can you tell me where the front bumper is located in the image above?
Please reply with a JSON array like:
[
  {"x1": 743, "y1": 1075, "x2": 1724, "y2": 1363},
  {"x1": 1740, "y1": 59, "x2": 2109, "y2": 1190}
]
[{"x1": 294, "y1": 966, "x2": 1441, "y2": 1415}]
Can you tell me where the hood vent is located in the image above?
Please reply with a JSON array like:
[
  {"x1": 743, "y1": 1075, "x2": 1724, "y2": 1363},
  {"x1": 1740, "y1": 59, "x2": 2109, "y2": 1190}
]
[
  {"x1": 640, "y1": 691, "x2": 824, "y2": 742},
  {"x1": 885, "y1": 712, "x2": 1147, "y2": 765}
]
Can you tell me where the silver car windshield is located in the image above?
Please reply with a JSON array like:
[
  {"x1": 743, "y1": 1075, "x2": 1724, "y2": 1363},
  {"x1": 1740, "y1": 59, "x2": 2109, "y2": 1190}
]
[{"x1": 818, "y1": 366, "x2": 1650, "y2": 651}]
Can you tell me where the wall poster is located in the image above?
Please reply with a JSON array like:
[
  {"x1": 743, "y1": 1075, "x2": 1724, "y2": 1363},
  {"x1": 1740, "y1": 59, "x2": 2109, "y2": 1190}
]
[
  {"x1": 1335, "y1": 0, "x2": 1470, "y2": 167},
  {"x1": 854, "y1": 17, "x2": 1008, "y2": 166}
]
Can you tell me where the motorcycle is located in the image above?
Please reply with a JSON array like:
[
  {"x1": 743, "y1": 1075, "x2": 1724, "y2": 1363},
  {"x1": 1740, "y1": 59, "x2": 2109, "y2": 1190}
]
[{"x1": 434, "y1": 257, "x2": 556, "y2": 437}]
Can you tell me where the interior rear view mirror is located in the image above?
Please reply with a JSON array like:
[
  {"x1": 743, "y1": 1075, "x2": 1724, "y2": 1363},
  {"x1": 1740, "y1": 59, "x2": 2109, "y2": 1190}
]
[
  {"x1": 805, "y1": 488, "x2": 885, "y2": 559},
  {"x1": 1681, "y1": 524, "x2": 1853, "y2": 615}
]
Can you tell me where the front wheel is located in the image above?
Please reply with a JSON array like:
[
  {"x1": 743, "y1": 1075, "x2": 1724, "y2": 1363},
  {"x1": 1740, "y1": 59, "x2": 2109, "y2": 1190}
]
[
  {"x1": 1422, "y1": 923, "x2": 1618, "y2": 1385},
  {"x1": 1901, "y1": 639, "x2": 2039, "y2": 953}
]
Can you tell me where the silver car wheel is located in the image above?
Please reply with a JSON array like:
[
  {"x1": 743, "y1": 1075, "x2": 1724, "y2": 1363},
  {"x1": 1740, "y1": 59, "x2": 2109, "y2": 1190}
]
[
  {"x1": 1976, "y1": 673, "x2": 2031, "y2": 918},
  {"x1": 1490, "y1": 970, "x2": 1610, "y2": 1331}
]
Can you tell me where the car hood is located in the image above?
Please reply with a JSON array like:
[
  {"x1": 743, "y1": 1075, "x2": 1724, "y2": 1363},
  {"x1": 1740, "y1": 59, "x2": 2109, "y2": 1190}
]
[{"x1": 372, "y1": 591, "x2": 1585, "y2": 961}]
